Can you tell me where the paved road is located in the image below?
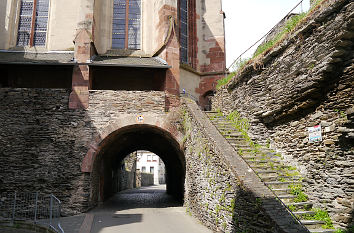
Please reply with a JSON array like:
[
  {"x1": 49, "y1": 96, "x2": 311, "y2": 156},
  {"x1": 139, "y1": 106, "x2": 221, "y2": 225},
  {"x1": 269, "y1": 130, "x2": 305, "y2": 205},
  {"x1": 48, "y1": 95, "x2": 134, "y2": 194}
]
[{"x1": 62, "y1": 185, "x2": 212, "y2": 233}]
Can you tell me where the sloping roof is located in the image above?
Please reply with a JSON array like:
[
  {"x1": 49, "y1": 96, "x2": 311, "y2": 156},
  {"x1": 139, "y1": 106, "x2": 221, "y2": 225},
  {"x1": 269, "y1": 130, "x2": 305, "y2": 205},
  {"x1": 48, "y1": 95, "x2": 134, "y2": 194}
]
[
  {"x1": 90, "y1": 56, "x2": 170, "y2": 69},
  {"x1": 0, "y1": 51, "x2": 75, "y2": 65},
  {"x1": 0, "y1": 51, "x2": 170, "y2": 69}
]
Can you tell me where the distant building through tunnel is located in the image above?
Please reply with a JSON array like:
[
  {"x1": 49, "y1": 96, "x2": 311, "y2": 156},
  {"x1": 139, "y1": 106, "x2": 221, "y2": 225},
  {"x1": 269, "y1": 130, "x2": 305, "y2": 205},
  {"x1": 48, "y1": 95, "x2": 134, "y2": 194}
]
[
  {"x1": 89, "y1": 124, "x2": 185, "y2": 205},
  {"x1": 136, "y1": 151, "x2": 166, "y2": 185}
]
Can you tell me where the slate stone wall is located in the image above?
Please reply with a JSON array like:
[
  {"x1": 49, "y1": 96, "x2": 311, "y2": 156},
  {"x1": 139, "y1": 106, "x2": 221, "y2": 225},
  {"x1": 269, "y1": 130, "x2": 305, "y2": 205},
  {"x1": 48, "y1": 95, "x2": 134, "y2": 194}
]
[
  {"x1": 140, "y1": 173, "x2": 154, "y2": 187},
  {"x1": 118, "y1": 170, "x2": 136, "y2": 191},
  {"x1": 212, "y1": 0, "x2": 354, "y2": 227},
  {"x1": 0, "y1": 88, "x2": 166, "y2": 215},
  {"x1": 182, "y1": 99, "x2": 307, "y2": 233}
]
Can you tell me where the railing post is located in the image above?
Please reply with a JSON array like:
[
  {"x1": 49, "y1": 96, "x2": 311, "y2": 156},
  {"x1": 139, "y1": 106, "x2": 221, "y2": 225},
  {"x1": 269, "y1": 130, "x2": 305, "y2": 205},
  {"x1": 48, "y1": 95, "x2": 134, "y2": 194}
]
[
  {"x1": 58, "y1": 201, "x2": 64, "y2": 233},
  {"x1": 49, "y1": 195, "x2": 53, "y2": 226},
  {"x1": 34, "y1": 192, "x2": 38, "y2": 223},
  {"x1": 12, "y1": 192, "x2": 17, "y2": 225}
]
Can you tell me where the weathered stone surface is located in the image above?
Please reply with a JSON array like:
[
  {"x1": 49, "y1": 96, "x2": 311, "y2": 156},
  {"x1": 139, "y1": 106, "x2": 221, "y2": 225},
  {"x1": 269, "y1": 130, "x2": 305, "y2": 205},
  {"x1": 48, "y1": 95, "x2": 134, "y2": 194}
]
[
  {"x1": 212, "y1": 0, "x2": 354, "y2": 228},
  {"x1": 182, "y1": 99, "x2": 307, "y2": 233},
  {"x1": 0, "y1": 88, "x2": 166, "y2": 215}
]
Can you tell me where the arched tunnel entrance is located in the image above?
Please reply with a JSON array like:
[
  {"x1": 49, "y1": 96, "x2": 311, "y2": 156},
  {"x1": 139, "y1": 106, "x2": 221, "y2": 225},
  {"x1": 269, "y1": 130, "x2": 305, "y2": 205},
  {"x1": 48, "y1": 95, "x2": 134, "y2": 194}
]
[{"x1": 90, "y1": 124, "x2": 185, "y2": 205}]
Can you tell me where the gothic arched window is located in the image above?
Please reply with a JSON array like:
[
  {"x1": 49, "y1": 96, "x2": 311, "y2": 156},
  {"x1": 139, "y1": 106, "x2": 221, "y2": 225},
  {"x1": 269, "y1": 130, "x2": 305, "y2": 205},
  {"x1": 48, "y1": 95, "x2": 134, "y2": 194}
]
[
  {"x1": 112, "y1": 0, "x2": 141, "y2": 50},
  {"x1": 180, "y1": 0, "x2": 188, "y2": 63},
  {"x1": 17, "y1": 0, "x2": 49, "y2": 46}
]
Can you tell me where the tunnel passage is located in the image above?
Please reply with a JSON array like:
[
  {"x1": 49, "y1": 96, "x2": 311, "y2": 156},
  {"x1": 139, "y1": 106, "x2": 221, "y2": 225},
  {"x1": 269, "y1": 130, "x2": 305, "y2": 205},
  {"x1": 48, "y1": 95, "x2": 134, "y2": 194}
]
[{"x1": 90, "y1": 124, "x2": 185, "y2": 204}]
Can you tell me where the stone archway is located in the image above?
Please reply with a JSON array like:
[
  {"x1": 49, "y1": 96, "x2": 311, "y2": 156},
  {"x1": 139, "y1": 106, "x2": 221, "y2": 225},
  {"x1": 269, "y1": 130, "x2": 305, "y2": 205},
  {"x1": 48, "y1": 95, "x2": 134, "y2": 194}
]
[
  {"x1": 81, "y1": 116, "x2": 185, "y2": 207},
  {"x1": 200, "y1": 90, "x2": 215, "y2": 111}
]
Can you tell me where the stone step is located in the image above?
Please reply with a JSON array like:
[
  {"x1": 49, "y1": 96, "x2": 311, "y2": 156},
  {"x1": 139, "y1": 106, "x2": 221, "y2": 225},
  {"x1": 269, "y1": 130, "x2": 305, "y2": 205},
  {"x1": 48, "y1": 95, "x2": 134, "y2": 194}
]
[
  {"x1": 245, "y1": 159, "x2": 281, "y2": 164},
  {"x1": 277, "y1": 194, "x2": 296, "y2": 199},
  {"x1": 217, "y1": 128, "x2": 236, "y2": 132},
  {"x1": 278, "y1": 196, "x2": 297, "y2": 205},
  {"x1": 242, "y1": 155, "x2": 280, "y2": 160},
  {"x1": 265, "y1": 151, "x2": 281, "y2": 156},
  {"x1": 266, "y1": 181, "x2": 302, "y2": 185},
  {"x1": 211, "y1": 120, "x2": 229, "y2": 124},
  {"x1": 212, "y1": 123, "x2": 231, "y2": 126},
  {"x1": 226, "y1": 137, "x2": 245, "y2": 141},
  {"x1": 260, "y1": 148, "x2": 276, "y2": 152},
  {"x1": 218, "y1": 129, "x2": 233, "y2": 134},
  {"x1": 287, "y1": 202, "x2": 313, "y2": 209},
  {"x1": 300, "y1": 220, "x2": 325, "y2": 229},
  {"x1": 293, "y1": 210, "x2": 316, "y2": 216},
  {"x1": 271, "y1": 188, "x2": 291, "y2": 194},
  {"x1": 309, "y1": 229, "x2": 337, "y2": 233},
  {"x1": 265, "y1": 181, "x2": 302, "y2": 188},
  {"x1": 215, "y1": 125, "x2": 234, "y2": 128},
  {"x1": 223, "y1": 133, "x2": 243, "y2": 137},
  {"x1": 254, "y1": 169, "x2": 278, "y2": 174},
  {"x1": 210, "y1": 118, "x2": 226, "y2": 121},
  {"x1": 267, "y1": 164, "x2": 295, "y2": 169},
  {"x1": 260, "y1": 176, "x2": 297, "y2": 182},
  {"x1": 251, "y1": 164, "x2": 288, "y2": 170},
  {"x1": 213, "y1": 120, "x2": 232, "y2": 123},
  {"x1": 239, "y1": 152, "x2": 260, "y2": 157},
  {"x1": 227, "y1": 140, "x2": 247, "y2": 145},
  {"x1": 261, "y1": 175, "x2": 302, "y2": 182},
  {"x1": 212, "y1": 119, "x2": 228, "y2": 122},
  {"x1": 217, "y1": 128, "x2": 235, "y2": 132},
  {"x1": 257, "y1": 173, "x2": 279, "y2": 180},
  {"x1": 249, "y1": 165, "x2": 269, "y2": 169},
  {"x1": 215, "y1": 123, "x2": 234, "y2": 126},
  {"x1": 230, "y1": 143, "x2": 251, "y2": 149}
]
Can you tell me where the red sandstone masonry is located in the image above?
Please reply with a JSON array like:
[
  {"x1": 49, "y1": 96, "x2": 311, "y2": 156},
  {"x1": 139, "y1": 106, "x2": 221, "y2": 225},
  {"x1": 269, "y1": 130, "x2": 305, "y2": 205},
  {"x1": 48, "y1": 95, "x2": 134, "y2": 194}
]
[
  {"x1": 81, "y1": 114, "x2": 182, "y2": 173},
  {"x1": 156, "y1": 5, "x2": 181, "y2": 109},
  {"x1": 195, "y1": 74, "x2": 224, "y2": 108},
  {"x1": 70, "y1": 29, "x2": 93, "y2": 109},
  {"x1": 200, "y1": 37, "x2": 226, "y2": 73}
]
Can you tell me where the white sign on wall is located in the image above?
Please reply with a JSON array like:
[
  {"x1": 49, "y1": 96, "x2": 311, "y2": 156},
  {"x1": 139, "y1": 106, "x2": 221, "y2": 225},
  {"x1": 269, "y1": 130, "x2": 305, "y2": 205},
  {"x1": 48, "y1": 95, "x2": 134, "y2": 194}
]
[{"x1": 308, "y1": 125, "x2": 322, "y2": 143}]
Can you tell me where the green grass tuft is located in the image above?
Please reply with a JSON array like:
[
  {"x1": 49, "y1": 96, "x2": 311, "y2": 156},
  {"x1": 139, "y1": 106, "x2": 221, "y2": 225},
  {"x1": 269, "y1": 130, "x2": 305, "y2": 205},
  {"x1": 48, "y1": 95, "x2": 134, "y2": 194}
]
[
  {"x1": 216, "y1": 72, "x2": 235, "y2": 89},
  {"x1": 302, "y1": 208, "x2": 334, "y2": 229},
  {"x1": 289, "y1": 184, "x2": 308, "y2": 203},
  {"x1": 253, "y1": 12, "x2": 306, "y2": 58}
]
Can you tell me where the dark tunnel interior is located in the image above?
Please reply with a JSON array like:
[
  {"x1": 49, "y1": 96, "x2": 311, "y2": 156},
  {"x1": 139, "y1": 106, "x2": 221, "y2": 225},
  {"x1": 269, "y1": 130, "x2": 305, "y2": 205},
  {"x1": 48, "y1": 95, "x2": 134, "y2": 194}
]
[{"x1": 90, "y1": 124, "x2": 185, "y2": 205}]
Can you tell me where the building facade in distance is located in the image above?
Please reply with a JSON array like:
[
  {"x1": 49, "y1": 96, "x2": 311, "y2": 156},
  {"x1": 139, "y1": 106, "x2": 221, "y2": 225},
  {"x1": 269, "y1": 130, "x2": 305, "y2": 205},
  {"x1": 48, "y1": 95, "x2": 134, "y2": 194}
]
[{"x1": 136, "y1": 150, "x2": 166, "y2": 185}]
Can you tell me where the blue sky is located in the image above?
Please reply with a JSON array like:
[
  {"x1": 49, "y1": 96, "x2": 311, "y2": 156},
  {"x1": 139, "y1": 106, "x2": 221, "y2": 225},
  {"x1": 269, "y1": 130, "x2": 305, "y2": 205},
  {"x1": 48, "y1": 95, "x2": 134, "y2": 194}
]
[{"x1": 222, "y1": 0, "x2": 311, "y2": 68}]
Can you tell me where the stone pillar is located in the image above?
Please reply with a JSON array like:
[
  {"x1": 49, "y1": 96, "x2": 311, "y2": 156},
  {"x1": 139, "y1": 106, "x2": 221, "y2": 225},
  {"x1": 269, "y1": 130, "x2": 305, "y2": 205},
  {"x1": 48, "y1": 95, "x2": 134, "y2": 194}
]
[
  {"x1": 157, "y1": 5, "x2": 181, "y2": 110},
  {"x1": 69, "y1": 29, "x2": 92, "y2": 109},
  {"x1": 69, "y1": 0, "x2": 95, "y2": 109},
  {"x1": 165, "y1": 28, "x2": 181, "y2": 110}
]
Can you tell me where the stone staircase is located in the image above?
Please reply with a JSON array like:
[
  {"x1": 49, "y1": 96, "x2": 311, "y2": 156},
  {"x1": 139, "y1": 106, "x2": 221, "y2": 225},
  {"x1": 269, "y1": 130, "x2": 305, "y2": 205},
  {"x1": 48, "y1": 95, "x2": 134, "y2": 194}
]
[{"x1": 205, "y1": 111, "x2": 336, "y2": 233}]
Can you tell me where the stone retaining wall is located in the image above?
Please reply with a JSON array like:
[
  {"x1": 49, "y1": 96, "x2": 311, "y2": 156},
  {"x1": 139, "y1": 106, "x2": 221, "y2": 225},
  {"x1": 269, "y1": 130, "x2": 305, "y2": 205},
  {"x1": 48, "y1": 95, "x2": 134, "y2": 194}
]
[
  {"x1": 118, "y1": 170, "x2": 136, "y2": 191},
  {"x1": 140, "y1": 173, "x2": 154, "y2": 187},
  {"x1": 212, "y1": 0, "x2": 354, "y2": 227},
  {"x1": 0, "y1": 88, "x2": 166, "y2": 215},
  {"x1": 117, "y1": 170, "x2": 154, "y2": 191},
  {"x1": 182, "y1": 99, "x2": 307, "y2": 233}
]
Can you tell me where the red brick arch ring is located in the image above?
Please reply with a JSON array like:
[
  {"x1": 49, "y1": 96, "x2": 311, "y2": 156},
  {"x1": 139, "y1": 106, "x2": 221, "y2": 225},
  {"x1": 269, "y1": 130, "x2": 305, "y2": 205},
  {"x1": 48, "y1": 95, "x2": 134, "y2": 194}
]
[{"x1": 80, "y1": 114, "x2": 186, "y2": 203}]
